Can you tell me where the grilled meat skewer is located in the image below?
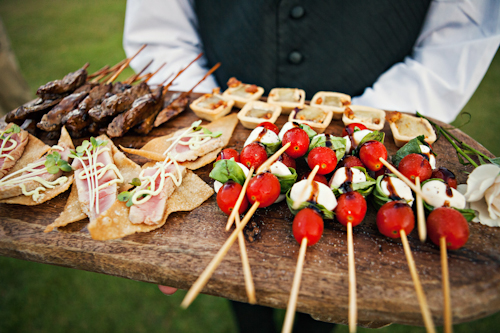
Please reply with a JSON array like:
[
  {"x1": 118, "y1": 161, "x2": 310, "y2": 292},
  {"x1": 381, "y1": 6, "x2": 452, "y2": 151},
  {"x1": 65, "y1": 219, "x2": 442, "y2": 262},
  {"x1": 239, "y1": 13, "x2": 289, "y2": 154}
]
[{"x1": 36, "y1": 63, "x2": 89, "y2": 100}]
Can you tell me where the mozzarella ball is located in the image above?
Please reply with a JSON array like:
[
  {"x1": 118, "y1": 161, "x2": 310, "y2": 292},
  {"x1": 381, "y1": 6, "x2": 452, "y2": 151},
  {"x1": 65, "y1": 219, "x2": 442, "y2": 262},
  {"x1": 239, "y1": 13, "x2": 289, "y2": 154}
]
[
  {"x1": 419, "y1": 145, "x2": 436, "y2": 169},
  {"x1": 422, "y1": 179, "x2": 466, "y2": 209},
  {"x1": 380, "y1": 176, "x2": 414, "y2": 206},
  {"x1": 329, "y1": 167, "x2": 366, "y2": 188},
  {"x1": 290, "y1": 179, "x2": 337, "y2": 211}
]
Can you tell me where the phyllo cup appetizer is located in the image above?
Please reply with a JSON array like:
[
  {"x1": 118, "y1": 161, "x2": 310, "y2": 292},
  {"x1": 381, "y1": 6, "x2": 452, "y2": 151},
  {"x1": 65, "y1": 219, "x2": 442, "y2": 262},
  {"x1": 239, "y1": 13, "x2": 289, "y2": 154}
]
[
  {"x1": 267, "y1": 88, "x2": 305, "y2": 114},
  {"x1": 222, "y1": 77, "x2": 264, "y2": 109},
  {"x1": 342, "y1": 105, "x2": 386, "y2": 131},
  {"x1": 237, "y1": 101, "x2": 282, "y2": 129},
  {"x1": 288, "y1": 105, "x2": 333, "y2": 134},
  {"x1": 310, "y1": 91, "x2": 351, "y2": 120},
  {"x1": 190, "y1": 88, "x2": 234, "y2": 122},
  {"x1": 386, "y1": 111, "x2": 437, "y2": 147}
]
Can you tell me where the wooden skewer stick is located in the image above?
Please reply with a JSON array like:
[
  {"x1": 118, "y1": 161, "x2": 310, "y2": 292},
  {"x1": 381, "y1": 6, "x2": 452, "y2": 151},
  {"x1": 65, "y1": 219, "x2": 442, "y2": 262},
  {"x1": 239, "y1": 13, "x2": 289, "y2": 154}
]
[
  {"x1": 95, "y1": 58, "x2": 129, "y2": 82},
  {"x1": 415, "y1": 176, "x2": 427, "y2": 242},
  {"x1": 226, "y1": 166, "x2": 255, "y2": 231},
  {"x1": 378, "y1": 158, "x2": 431, "y2": 202},
  {"x1": 400, "y1": 229, "x2": 436, "y2": 333},
  {"x1": 282, "y1": 237, "x2": 308, "y2": 333},
  {"x1": 440, "y1": 237, "x2": 452, "y2": 333},
  {"x1": 163, "y1": 52, "x2": 203, "y2": 93},
  {"x1": 88, "y1": 64, "x2": 110, "y2": 80},
  {"x1": 181, "y1": 201, "x2": 260, "y2": 309},
  {"x1": 348, "y1": 222, "x2": 357, "y2": 333},
  {"x1": 107, "y1": 44, "x2": 147, "y2": 84},
  {"x1": 256, "y1": 142, "x2": 292, "y2": 174},
  {"x1": 124, "y1": 59, "x2": 154, "y2": 84},
  {"x1": 235, "y1": 212, "x2": 256, "y2": 304},
  {"x1": 171, "y1": 62, "x2": 220, "y2": 99},
  {"x1": 144, "y1": 62, "x2": 166, "y2": 83},
  {"x1": 292, "y1": 164, "x2": 320, "y2": 210}
]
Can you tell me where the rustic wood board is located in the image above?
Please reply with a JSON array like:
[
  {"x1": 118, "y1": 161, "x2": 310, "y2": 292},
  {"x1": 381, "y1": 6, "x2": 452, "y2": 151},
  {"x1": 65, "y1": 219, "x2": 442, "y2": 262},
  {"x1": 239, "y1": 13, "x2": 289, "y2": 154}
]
[{"x1": 1, "y1": 97, "x2": 499, "y2": 328}]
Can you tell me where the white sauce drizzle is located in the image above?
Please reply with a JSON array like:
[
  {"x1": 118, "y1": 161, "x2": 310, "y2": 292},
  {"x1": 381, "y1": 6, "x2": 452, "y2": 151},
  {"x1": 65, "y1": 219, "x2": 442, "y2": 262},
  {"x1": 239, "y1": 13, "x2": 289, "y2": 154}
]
[
  {"x1": 75, "y1": 146, "x2": 124, "y2": 215},
  {"x1": 0, "y1": 145, "x2": 69, "y2": 201},
  {"x1": 163, "y1": 124, "x2": 216, "y2": 155},
  {"x1": 0, "y1": 129, "x2": 18, "y2": 161}
]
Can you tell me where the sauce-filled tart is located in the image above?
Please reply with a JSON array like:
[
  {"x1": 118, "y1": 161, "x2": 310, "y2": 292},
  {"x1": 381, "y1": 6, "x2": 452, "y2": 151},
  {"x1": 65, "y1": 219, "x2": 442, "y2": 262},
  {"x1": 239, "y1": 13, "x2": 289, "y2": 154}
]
[
  {"x1": 222, "y1": 77, "x2": 264, "y2": 109},
  {"x1": 342, "y1": 105, "x2": 386, "y2": 131},
  {"x1": 190, "y1": 88, "x2": 234, "y2": 121},
  {"x1": 311, "y1": 91, "x2": 351, "y2": 120},
  {"x1": 237, "y1": 101, "x2": 282, "y2": 129},
  {"x1": 288, "y1": 105, "x2": 333, "y2": 133},
  {"x1": 267, "y1": 88, "x2": 306, "y2": 114}
]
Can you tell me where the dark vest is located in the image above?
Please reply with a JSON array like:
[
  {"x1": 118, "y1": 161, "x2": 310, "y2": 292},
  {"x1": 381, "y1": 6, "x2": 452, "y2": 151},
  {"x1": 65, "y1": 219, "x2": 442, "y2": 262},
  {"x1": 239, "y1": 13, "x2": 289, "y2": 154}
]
[{"x1": 194, "y1": 0, "x2": 431, "y2": 99}]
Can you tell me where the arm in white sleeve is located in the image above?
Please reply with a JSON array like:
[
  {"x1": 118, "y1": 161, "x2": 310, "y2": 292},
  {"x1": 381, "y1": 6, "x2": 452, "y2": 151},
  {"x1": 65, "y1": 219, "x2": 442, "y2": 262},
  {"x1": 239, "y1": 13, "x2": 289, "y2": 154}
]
[
  {"x1": 123, "y1": 0, "x2": 219, "y2": 93},
  {"x1": 351, "y1": 0, "x2": 500, "y2": 123}
]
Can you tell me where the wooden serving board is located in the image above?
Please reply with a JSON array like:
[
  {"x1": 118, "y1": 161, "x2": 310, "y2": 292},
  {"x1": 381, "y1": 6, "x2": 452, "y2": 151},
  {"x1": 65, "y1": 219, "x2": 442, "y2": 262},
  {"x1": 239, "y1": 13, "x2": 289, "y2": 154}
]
[{"x1": 1, "y1": 96, "x2": 499, "y2": 328}]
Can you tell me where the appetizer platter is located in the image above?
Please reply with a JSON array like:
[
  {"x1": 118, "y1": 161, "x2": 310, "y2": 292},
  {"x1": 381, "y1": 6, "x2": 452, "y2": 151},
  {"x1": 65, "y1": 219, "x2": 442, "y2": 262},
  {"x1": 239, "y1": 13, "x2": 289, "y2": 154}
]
[{"x1": 1, "y1": 65, "x2": 500, "y2": 330}]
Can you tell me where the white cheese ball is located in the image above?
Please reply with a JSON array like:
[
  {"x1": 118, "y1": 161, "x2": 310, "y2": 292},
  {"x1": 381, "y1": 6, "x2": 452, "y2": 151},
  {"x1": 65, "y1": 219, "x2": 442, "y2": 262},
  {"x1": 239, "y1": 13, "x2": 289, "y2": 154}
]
[
  {"x1": 380, "y1": 176, "x2": 414, "y2": 206},
  {"x1": 352, "y1": 129, "x2": 373, "y2": 146},
  {"x1": 270, "y1": 161, "x2": 292, "y2": 203},
  {"x1": 422, "y1": 180, "x2": 466, "y2": 209},
  {"x1": 278, "y1": 122, "x2": 297, "y2": 141},
  {"x1": 343, "y1": 135, "x2": 352, "y2": 153},
  {"x1": 244, "y1": 126, "x2": 280, "y2": 147},
  {"x1": 214, "y1": 162, "x2": 250, "y2": 193},
  {"x1": 419, "y1": 145, "x2": 436, "y2": 169},
  {"x1": 290, "y1": 179, "x2": 337, "y2": 211},
  {"x1": 329, "y1": 167, "x2": 366, "y2": 188}
]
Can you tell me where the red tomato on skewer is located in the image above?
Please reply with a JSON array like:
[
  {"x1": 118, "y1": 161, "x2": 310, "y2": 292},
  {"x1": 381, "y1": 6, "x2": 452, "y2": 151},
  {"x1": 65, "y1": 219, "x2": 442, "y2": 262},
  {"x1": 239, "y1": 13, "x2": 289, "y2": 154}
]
[
  {"x1": 376, "y1": 201, "x2": 415, "y2": 238},
  {"x1": 427, "y1": 207, "x2": 469, "y2": 250},
  {"x1": 216, "y1": 148, "x2": 240, "y2": 163},
  {"x1": 277, "y1": 152, "x2": 296, "y2": 169},
  {"x1": 300, "y1": 171, "x2": 328, "y2": 186},
  {"x1": 240, "y1": 142, "x2": 268, "y2": 169},
  {"x1": 246, "y1": 172, "x2": 281, "y2": 208},
  {"x1": 292, "y1": 208, "x2": 324, "y2": 246},
  {"x1": 338, "y1": 155, "x2": 364, "y2": 169},
  {"x1": 342, "y1": 123, "x2": 368, "y2": 137},
  {"x1": 398, "y1": 153, "x2": 432, "y2": 183},
  {"x1": 282, "y1": 128, "x2": 310, "y2": 159},
  {"x1": 358, "y1": 141, "x2": 387, "y2": 171},
  {"x1": 217, "y1": 181, "x2": 249, "y2": 215},
  {"x1": 257, "y1": 122, "x2": 280, "y2": 135},
  {"x1": 307, "y1": 146, "x2": 337, "y2": 175},
  {"x1": 431, "y1": 167, "x2": 458, "y2": 189},
  {"x1": 335, "y1": 192, "x2": 367, "y2": 227}
]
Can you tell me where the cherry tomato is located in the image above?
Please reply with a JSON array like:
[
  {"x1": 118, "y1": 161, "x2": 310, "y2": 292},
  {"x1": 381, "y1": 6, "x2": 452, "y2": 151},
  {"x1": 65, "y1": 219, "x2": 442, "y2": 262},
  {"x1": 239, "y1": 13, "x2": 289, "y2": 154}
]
[
  {"x1": 240, "y1": 142, "x2": 268, "y2": 169},
  {"x1": 427, "y1": 207, "x2": 469, "y2": 250},
  {"x1": 335, "y1": 192, "x2": 367, "y2": 227},
  {"x1": 374, "y1": 165, "x2": 391, "y2": 178},
  {"x1": 358, "y1": 141, "x2": 387, "y2": 171},
  {"x1": 398, "y1": 153, "x2": 432, "y2": 183},
  {"x1": 307, "y1": 146, "x2": 337, "y2": 175},
  {"x1": 246, "y1": 172, "x2": 281, "y2": 208},
  {"x1": 342, "y1": 123, "x2": 367, "y2": 137},
  {"x1": 258, "y1": 122, "x2": 279, "y2": 135},
  {"x1": 282, "y1": 127, "x2": 310, "y2": 159},
  {"x1": 277, "y1": 152, "x2": 296, "y2": 170},
  {"x1": 376, "y1": 201, "x2": 415, "y2": 238},
  {"x1": 338, "y1": 155, "x2": 364, "y2": 169},
  {"x1": 216, "y1": 148, "x2": 240, "y2": 163},
  {"x1": 300, "y1": 171, "x2": 328, "y2": 186},
  {"x1": 216, "y1": 181, "x2": 249, "y2": 215},
  {"x1": 292, "y1": 208, "x2": 324, "y2": 246},
  {"x1": 431, "y1": 167, "x2": 457, "y2": 189}
]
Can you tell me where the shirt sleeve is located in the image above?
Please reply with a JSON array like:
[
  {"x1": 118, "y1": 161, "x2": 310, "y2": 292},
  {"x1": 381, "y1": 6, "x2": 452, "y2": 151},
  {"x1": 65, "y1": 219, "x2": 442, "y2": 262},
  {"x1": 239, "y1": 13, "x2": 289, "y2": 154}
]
[
  {"x1": 351, "y1": 0, "x2": 500, "y2": 123},
  {"x1": 123, "y1": 0, "x2": 219, "y2": 93}
]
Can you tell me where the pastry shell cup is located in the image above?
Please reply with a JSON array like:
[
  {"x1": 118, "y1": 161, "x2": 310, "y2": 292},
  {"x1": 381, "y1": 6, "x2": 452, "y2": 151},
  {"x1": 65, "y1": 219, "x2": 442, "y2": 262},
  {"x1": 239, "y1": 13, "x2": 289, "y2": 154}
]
[
  {"x1": 388, "y1": 112, "x2": 437, "y2": 147},
  {"x1": 237, "y1": 101, "x2": 282, "y2": 129},
  {"x1": 267, "y1": 88, "x2": 306, "y2": 114},
  {"x1": 310, "y1": 91, "x2": 351, "y2": 120},
  {"x1": 342, "y1": 105, "x2": 386, "y2": 131},
  {"x1": 190, "y1": 94, "x2": 235, "y2": 122},
  {"x1": 288, "y1": 107, "x2": 333, "y2": 134},
  {"x1": 222, "y1": 85, "x2": 264, "y2": 109}
]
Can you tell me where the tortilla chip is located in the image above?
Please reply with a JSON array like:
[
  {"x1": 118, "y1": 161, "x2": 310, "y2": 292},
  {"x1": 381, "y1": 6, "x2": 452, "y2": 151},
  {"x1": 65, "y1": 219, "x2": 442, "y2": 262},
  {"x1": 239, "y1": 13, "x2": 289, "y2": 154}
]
[
  {"x1": 88, "y1": 170, "x2": 214, "y2": 240},
  {"x1": 44, "y1": 179, "x2": 87, "y2": 232},
  {"x1": 45, "y1": 134, "x2": 142, "y2": 232},
  {"x1": 121, "y1": 113, "x2": 238, "y2": 170},
  {"x1": 1, "y1": 175, "x2": 74, "y2": 206},
  {"x1": 59, "y1": 126, "x2": 75, "y2": 150},
  {"x1": 7, "y1": 134, "x2": 49, "y2": 175}
]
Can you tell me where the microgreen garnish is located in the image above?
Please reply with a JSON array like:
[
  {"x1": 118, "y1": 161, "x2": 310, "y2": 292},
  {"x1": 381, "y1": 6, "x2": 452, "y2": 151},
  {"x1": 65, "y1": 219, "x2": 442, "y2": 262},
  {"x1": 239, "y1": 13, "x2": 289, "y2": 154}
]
[
  {"x1": 70, "y1": 137, "x2": 108, "y2": 159},
  {"x1": 45, "y1": 151, "x2": 72, "y2": 174},
  {"x1": 1, "y1": 124, "x2": 21, "y2": 140},
  {"x1": 118, "y1": 178, "x2": 146, "y2": 207},
  {"x1": 130, "y1": 178, "x2": 142, "y2": 187},
  {"x1": 417, "y1": 112, "x2": 499, "y2": 167}
]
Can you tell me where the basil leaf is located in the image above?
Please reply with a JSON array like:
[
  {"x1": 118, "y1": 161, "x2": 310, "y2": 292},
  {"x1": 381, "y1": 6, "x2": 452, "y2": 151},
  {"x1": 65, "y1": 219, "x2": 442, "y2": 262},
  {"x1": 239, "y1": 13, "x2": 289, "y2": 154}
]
[
  {"x1": 392, "y1": 135, "x2": 426, "y2": 167},
  {"x1": 353, "y1": 130, "x2": 385, "y2": 156},
  {"x1": 275, "y1": 167, "x2": 298, "y2": 194},
  {"x1": 209, "y1": 159, "x2": 246, "y2": 185},
  {"x1": 298, "y1": 123, "x2": 317, "y2": 139},
  {"x1": 285, "y1": 189, "x2": 334, "y2": 219},
  {"x1": 261, "y1": 140, "x2": 281, "y2": 156},
  {"x1": 307, "y1": 134, "x2": 347, "y2": 161}
]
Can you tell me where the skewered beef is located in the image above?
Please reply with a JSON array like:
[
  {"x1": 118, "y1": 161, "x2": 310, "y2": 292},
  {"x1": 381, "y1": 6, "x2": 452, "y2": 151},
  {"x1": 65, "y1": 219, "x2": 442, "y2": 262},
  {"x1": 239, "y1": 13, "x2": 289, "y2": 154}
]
[
  {"x1": 36, "y1": 64, "x2": 89, "y2": 100},
  {"x1": 6, "y1": 98, "x2": 62, "y2": 124},
  {"x1": 153, "y1": 93, "x2": 189, "y2": 128}
]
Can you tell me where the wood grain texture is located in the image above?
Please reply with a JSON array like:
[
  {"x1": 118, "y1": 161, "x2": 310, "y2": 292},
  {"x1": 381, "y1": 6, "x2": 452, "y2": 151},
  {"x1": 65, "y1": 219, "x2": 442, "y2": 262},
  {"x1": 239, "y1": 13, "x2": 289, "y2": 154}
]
[{"x1": 1, "y1": 96, "x2": 500, "y2": 328}]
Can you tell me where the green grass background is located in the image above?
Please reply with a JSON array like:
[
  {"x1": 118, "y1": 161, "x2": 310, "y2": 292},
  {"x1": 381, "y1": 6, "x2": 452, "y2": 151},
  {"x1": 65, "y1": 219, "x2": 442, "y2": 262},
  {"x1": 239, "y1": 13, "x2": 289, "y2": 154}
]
[{"x1": 0, "y1": 1, "x2": 499, "y2": 332}]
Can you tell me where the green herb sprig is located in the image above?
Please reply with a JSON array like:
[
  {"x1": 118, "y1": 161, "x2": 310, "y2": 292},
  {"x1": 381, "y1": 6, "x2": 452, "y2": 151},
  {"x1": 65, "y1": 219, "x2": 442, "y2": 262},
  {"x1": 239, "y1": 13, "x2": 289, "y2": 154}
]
[
  {"x1": 45, "y1": 151, "x2": 72, "y2": 174},
  {"x1": 69, "y1": 137, "x2": 108, "y2": 160},
  {"x1": 118, "y1": 178, "x2": 143, "y2": 207},
  {"x1": 1, "y1": 124, "x2": 21, "y2": 140}
]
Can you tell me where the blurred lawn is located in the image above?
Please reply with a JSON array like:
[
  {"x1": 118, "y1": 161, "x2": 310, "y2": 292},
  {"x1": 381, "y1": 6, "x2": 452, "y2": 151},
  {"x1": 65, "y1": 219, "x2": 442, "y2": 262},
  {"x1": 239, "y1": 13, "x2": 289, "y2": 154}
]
[{"x1": 0, "y1": 1, "x2": 499, "y2": 332}]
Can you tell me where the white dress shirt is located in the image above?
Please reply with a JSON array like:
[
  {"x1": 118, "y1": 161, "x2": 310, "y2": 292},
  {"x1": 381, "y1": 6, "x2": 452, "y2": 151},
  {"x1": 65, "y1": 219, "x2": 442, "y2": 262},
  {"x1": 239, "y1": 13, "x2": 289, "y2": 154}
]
[{"x1": 123, "y1": 0, "x2": 500, "y2": 123}]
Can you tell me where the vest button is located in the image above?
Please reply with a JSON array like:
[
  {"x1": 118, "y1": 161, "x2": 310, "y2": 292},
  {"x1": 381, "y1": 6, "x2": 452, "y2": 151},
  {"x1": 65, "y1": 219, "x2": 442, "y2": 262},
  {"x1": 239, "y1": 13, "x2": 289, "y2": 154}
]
[
  {"x1": 290, "y1": 6, "x2": 305, "y2": 19},
  {"x1": 288, "y1": 51, "x2": 303, "y2": 64}
]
